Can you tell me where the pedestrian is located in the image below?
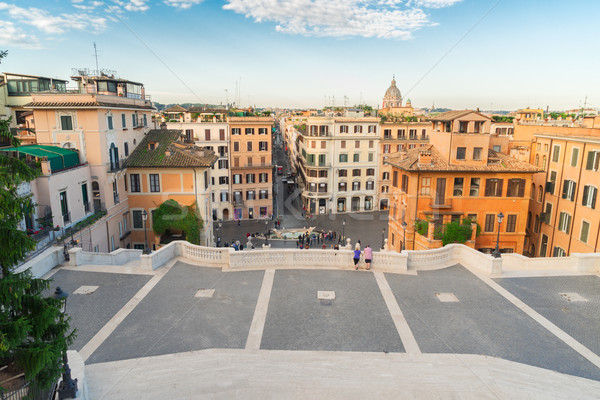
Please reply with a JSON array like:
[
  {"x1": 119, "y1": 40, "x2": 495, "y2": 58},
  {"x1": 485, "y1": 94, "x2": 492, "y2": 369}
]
[
  {"x1": 353, "y1": 243, "x2": 361, "y2": 270},
  {"x1": 232, "y1": 242, "x2": 239, "y2": 251},
  {"x1": 237, "y1": 219, "x2": 240, "y2": 226},
  {"x1": 296, "y1": 240, "x2": 299, "y2": 248},
  {"x1": 363, "y1": 245, "x2": 373, "y2": 271},
  {"x1": 300, "y1": 244, "x2": 303, "y2": 249},
  {"x1": 239, "y1": 243, "x2": 244, "y2": 251},
  {"x1": 322, "y1": 244, "x2": 326, "y2": 249},
  {"x1": 334, "y1": 244, "x2": 339, "y2": 250}
]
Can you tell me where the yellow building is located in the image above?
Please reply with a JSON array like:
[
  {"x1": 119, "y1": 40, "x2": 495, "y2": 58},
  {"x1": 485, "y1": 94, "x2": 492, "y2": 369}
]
[{"x1": 124, "y1": 129, "x2": 218, "y2": 249}]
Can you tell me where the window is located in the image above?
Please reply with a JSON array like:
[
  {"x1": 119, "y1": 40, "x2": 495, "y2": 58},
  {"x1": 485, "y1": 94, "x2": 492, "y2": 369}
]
[
  {"x1": 552, "y1": 145, "x2": 560, "y2": 162},
  {"x1": 247, "y1": 157, "x2": 253, "y2": 166},
  {"x1": 456, "y1": 147, "x2": 466, "y2": 160},
  {"x1": 338, "y1": 169, "x2": 347, "y2": 177},
  {"x1": 538, "y1": 185, "x2": 543, "y2": 202},
  {"x1": 352, "y1": 181, "x2": 361, "y2": 191},
  {"x1": 60, "y1": 115, "x2": 73, "y2": 130},
  {"x1": 245, "y1": 128, "x2": 254, "y2": 135},
  {"x1": 319, "y1": 154, "x2": 326, "y2": 166},
  {"x1": 352, "y1": 169, "x2": 361, "y2": 177},
  {"x1": 368, "y1": 153, "x2": 374, "y2": 162},
  {"x1": 585, "y1": 151, "x2": 600, "y2": 171},
  {"x1": 540, "y1": 234, "x2": 548, "y2": 257},
  {"x1": 307, "y1": 154, "x2": 315, "y2": 165},
  {"x1": 544, "y1": 202, "x2": 553, "y2": 224},
  {"x1": 484, "y1": 214, "x2": 495, "y2": 232},
  {"x1": 557, "y1": 212, "x2": 571, "y2": 234},
  {"x1": 218, "y1": 159, "x2": 228, "y2": 169},
  {"x1": 493, "y1": 145, "x2": 501, "y2": 152},
  {"x1": 542, "y1": 155, "x2": 547, "y2": 169},
  {"x1": 246, "y1": 173, "x2": 255, "y2": 184},
  {"x1": 366, "y1": 168, "x2": 374, "y2": 176},
  {"x1": 259, "y1": 173, "x2": 268, "y2": 183},
  {"x1": 534, "y1": 215, "x2": 540, "y2": 233},
  {"x1": 369, "y1": 140, "x2": 374, "y2": 148},
  {"x1": 233, "y1": 142, "x2": 239, "y2": 152},
  {"x1": 246, "y1": 190, "x2": 255, "y2": 200},
  {"x1": 132, "y1": 113, "x2": 137, "y2": 128},
  {"x1": 132, "y1": 210, "x2": 143, "y2": 229},
  {"x1": 580, "y1": 221, "x2": 590, "y2": 243},
  {"x1": 340, "y1": 125, "x2": 348, "y2": 133},
  {"x1": 355, "y1": 140, "x2": 360, "y2": 149},
  {"x1": 341, "y1": 140, "x2": 346, "y2": 149},
  {"x1": 353, "y1": 153, "x2": 359, "y2": 162},
  {"x1": 506, "y1": 215, "x2": 517, "y2": 232},
  {"x1": 143, "y1": 114, "x2": 147, "y2": 127},
  {"x1": 549, "y1": 170, "x2": 557, "y2": 194},
  {"x1": 544, "y1": 143, "x2": 549, "y2": 151},
  {"x1": 473, "y1": 147, "x2": 482, "y2": 160},
  {"x1": 149, "y1": 174, "x2": 160, "y2": 192},
  {"x1": 553, "y1": 247, "x2": 566, "y2": 257},
  {"x1": 321, "y1": 141, "x2": 326, "y2": 149},
  {"x1": 354, "y1": 125, "x2": 362, "y2": 133},
  {"x1": 561, "y1": 180, "x2": 576, "y2": 201},
  {"x1": 535, "y1": 154, "x2": 539, "y2": 166},
  {"x1": 107, "y1": 115, "x2": 113, "y2": 130},
  {"x1": 219, "y1": 176, "x2": 229, "y2": 185},
  {"x1": 124, "y1": 142, "x2": 129, "y2": 157},
  {"x1": 318, "y1": 183, "x2": 327, "y2": 193},
  {"x1": 421, "y1": 177, "x2": 431, "y2": 195},
  {"x1": 339, "y1": 182, "x2": 347, "y2": 191},
  {"x1": 339, "y1": 154, "x2": 348, "y2": 162},
  {"x1": 351, "y1": 197, "x2": 360, "y2": 211},
  {"x1": 401, "y1": 175, "x2": 408, "y2": 193},
  {"x1": 220, "y1": 192, "x2": 229, "y2": 202},
  {"x1": 392, "y1": 171, "x2": 398, "y2": 187},
  {"x1": 383, "y1": 144, "x2": 390, "y2": 154},
  {"x1": 470, "y1": 178, "x2": 480, "y2": 197},
  {"x1": 247, "y1": 142, "x2": 253, "y2": 151},
  {"x1": 398, "y1": 129, "x2": 405, "y2": 138},
  {"x1": 485, "y1": 178, "x2": 503, "y2": 197},
  {"x1": 368, "y1": 125, "x2": 376, "y2": 133},
  {"x1": 507, "y1": 179, "x2": 525, "y2": 197},
  {"x1": 311, "y1": 141, "x2": 316, "y2": 149},
  {"x1": 453, "y1": 178, "x2": 464, "y2": 196},
  {"x1": 259, "y1": 190, "x2": 268, "y2": 199},
  {"x1": 366, "y1": 181, "x2": 374, "y2": 190},
  {"x1": 219, "y1": 129, "x2": 225, "y2": 140},
  {"x1": 259, "y1": 128, "x2": 268, "y2": 135},
  {"x1": 582, "y1": 185, "x2": 597, "y2": 209},
  {"x1": 435, "y1": 178, "x2": 446, "y2": 205},
  {"x1": 571, "y1": 148, "x2": 579, "y2": 167},
  {"x1": 130, "y1": 174, "x2": 141, "y2": 192},
  {"x1": 232, "y1": 128, "x2": 241, "y2": 135},
  {"x1": 121, "y1": 113, "x2": 126, "y2": 128}
]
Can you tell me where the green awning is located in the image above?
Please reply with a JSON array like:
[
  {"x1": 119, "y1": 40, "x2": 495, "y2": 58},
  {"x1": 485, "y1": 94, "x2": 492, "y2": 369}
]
[{"x1": 0, "y1": 144, "x2": 80, "y2": 172}]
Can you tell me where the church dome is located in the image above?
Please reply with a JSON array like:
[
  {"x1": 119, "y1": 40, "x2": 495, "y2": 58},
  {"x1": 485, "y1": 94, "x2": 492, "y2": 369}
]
[{"x1": 383, "y1": 77, "x2": 402, "y2": 108}]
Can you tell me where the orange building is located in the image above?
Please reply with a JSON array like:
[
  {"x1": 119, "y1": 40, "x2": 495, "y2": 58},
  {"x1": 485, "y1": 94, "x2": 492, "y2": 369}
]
[
  {"x1": 515, "y1": 123, "x2": 600, "y2": 256},
  {"x1": 386, "y1": 110, "x2": 541, "y2": 254},
  {"x1": 228, "y1": 116, "x2": 274, "y2": 220},
  {"x1": 124, "y1": 129, "x2": 218, "y2": 249}
]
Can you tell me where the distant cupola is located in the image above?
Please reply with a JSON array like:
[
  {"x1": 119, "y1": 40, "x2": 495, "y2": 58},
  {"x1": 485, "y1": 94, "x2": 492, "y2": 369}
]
[{"x1": 383, "y1": 76, "x2": 402, "y2": 108}]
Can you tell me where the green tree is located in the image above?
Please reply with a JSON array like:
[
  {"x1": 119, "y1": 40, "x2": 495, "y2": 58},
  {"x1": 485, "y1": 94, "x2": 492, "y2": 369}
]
[
  {"x1": 152, "y1": 199, "x2": 203, "y2": 245},
  {"x1": 0, "y1": 49, "x2": 75, "y2": 392}
]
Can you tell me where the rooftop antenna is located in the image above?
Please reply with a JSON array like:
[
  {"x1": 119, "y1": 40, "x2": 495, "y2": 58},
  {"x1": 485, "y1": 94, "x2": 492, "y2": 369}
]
[{"x1": 93, "y1": 42, "x2": 100, "y2": 73}]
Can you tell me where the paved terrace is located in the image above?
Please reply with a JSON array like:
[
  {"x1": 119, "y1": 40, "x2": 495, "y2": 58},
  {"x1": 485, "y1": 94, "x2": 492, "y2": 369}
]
[{"x1": 33, "y1": 244, "x2": 600, "y2": 399}]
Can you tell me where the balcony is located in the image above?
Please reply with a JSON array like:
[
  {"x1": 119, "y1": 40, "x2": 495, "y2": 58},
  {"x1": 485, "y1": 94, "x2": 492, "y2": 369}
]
[{"x1": 108, "y1": 160, "x2": 121, "y2": 173}]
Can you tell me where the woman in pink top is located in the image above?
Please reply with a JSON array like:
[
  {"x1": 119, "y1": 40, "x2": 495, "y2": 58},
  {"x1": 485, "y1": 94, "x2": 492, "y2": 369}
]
[{"x1": 363, "y1": 245, "x2": 373, "y2": 270}]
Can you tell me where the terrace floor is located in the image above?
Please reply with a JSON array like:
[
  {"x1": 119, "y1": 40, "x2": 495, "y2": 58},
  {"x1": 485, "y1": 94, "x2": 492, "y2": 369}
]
[{"x1": 46, "y1": 259, "x2": 600, "y2": 399}]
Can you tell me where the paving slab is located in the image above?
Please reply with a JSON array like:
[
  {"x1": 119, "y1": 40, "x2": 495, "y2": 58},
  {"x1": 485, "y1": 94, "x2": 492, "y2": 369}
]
[
  {"x1": 44, "y1": 269, "x2": 152, "y2": 351},
  {"x1": 85, "y1": 262, "x2": 264, "y2": 364},
  {"x1": 385, "y1": 265, "x2": 600, "y2": 381},
  {"x1": 495, "y1": 275, "x2": 600, "y2": 358},
  {"x1": 261, "y1": 269, "x2": 404, "y2": 352}
]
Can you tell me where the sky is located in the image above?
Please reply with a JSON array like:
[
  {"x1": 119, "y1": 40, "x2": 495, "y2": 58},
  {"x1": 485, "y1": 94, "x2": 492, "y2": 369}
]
[{"x1": 1, "y1": 0, "x2": 599, "y2": 110}]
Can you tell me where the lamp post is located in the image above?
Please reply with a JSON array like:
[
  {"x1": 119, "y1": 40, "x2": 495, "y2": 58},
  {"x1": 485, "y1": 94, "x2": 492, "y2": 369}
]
[
  {"x1": 265, "y1": 220, "x2": 269, "y2": 245},
  {"x1": 217, "y1": 221, "x2": 222, "y2": 247},
  {"x1": 381, "y1": 228, "x2": 386, "y2": 249},
  {"x1": 401, "y1": 221, "x2": 407, "y2": 251},
  {"x1": 342, "y1": 219, "x2": 346, "y2": 241},
  {"x1": 52, "y1": 287, "x2": 78, "y2": 400},
  {"x1": 142, "y1": 210, "x2": 150, "y2": 255},
  {"x1": 492, "y1": 212, "x2": 504, "y2": 258}
]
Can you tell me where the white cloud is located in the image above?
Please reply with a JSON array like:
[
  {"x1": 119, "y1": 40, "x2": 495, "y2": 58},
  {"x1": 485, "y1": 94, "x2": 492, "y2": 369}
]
[
  {"x1": 72, "y1": 1, "x2": 105, "y2": 11},
  {"x1": 408, "y1": 0, "x2": 462, "y2": 8},
  {"x1": 0, "y1": 20, "x2": 41, "y2": 49},
  {"x1": 223, "y1": 0, "x2": 437, "y2": 39},
  {"x1": 120, "y1": 0, "x2": 150, "y2": 12},
  {"x1": 164, "y1": 0, "x2": 203, "y2": 9},
  {"x1": 0, "y1": 2, "x2": 107, "y2": 34}
]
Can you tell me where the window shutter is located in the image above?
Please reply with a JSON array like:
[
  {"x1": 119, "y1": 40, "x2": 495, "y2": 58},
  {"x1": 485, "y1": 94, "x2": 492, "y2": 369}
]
[
  {"x1": 561, "y1": 180, "x2": 568, "y2": 199},
  {"x1": 570, "y1": 182, "x2": 576, "y2": 201},
  {"x1": 586, "y1": 152, "x2": 595, "y2": 170},
  {"x1": 592, "y1": 188, "x2": 597, "y2": 209},
  {"x1": 582, "y1": 185, "x2": 588, "y2": 205},
  {"x1": 518, "y1": 180, "x2": 525, "y2": 197}
]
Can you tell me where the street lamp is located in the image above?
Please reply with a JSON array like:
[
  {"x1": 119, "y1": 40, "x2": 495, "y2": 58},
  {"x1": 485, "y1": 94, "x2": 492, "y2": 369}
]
[
  {"x1": 492, "y1": 212, "x2": 504, "y2": 258},
  {"x1": 142, "y1": 210, "x2": 150, "y2": 255},
  {"x1": 342, "y1": 219, "x2": 346, "y2": 241},
  {"x1": 401, "y1": 221, "x2": 407, "y2": 251},
  {"x1": 51, "y1": 287, "x2": 78, "y2": 400},
  {"x1": 381, "y1": 228, "x2": 386, "y2": 249},
  {"x1": 265, "y1": 220, "x2": 269, "y2": 245}
]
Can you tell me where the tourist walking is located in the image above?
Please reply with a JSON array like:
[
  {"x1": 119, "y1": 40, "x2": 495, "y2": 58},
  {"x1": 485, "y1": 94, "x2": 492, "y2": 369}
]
[
  {"x1": 353, "y1": 243, "x2": 361, "y2": 270},
  {"x1": 363, "y1": 245, "x2": 372, "y2": 271}
]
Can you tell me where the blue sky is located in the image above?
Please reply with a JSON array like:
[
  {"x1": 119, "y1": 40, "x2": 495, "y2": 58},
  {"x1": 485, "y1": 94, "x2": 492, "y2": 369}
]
[{"x1": 1, "y1": 0, "x2": 599, "y2": 110}]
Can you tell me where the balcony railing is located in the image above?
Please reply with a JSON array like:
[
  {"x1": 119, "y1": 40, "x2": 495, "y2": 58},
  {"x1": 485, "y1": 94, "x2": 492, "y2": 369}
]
[{"x1": 108, "y1": 160, "x2": 121, "y2": 172}]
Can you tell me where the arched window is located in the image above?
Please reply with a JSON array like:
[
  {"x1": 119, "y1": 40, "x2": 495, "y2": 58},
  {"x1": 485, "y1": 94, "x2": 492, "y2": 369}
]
[
  {"x1": 542, "y1": 155, "x2": 547, "y2": 169},
  {"x1": 538, "y1": 185, "x2": 543, "y2": 202},
  {"x1": 535, "y1": 154, "x2": 539, "y2": 166},
  {"x1": 534, "y1": 215, "x2": 540, "y2": 233},
  {"x1": 527, "y1": 211, "x2": 532, "y2": 229},
  {"x1": 92, "y1": 181, "x2": 101, "y2": 213},
  {"x1": 530, "y1": 183, "x2": 535, "y2": 199}
]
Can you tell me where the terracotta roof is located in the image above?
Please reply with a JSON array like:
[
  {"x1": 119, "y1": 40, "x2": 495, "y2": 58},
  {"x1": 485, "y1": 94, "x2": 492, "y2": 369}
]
[
  {"x1": 429, "y1": 110, "x2": 491, "y2": 122},
  {"x1": 123, "y1": 129, "x2": 218, "y2": 169},
  {"x1": 385, "y1": 144, "x2": 542, "y2": 173},
  {"x1": 24, "y1": 100, "x2": 154, "y2": 110},
  {"x1": 164, "y1": 105, "x2": 187, "y2": 113}
]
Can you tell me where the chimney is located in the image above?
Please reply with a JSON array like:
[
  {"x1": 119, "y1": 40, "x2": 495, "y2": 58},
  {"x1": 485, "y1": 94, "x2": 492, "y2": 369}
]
[{"x1": 418, "y1": 149, "x2": 432, "y2": 165}]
